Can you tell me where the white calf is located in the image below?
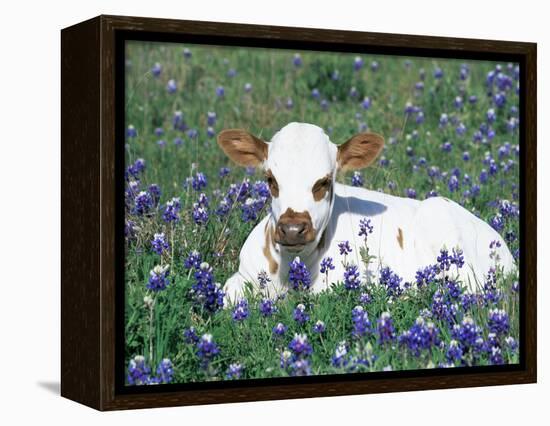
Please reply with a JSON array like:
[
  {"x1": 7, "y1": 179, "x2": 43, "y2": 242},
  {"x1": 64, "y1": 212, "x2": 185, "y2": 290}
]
[{"x1": 217, "y1": 122, "x2": 515, "y2": 302}]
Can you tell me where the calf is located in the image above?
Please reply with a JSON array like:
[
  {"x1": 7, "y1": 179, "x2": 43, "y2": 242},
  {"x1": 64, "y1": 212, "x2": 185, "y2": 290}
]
[{"x1": 217, "y1": 122, "x2": 515, "y2": 302}]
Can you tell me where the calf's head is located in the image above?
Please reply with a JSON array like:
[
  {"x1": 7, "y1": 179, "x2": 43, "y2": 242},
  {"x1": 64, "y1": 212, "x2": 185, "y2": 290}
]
[{"x1": 218, "y1": 123, "x2": 383, "y2": 254}]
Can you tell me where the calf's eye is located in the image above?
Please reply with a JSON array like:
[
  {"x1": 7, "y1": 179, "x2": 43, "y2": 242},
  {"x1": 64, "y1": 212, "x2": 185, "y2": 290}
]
[{"x1": 312, "y1": 174, "x2": 332, "y2": 201}]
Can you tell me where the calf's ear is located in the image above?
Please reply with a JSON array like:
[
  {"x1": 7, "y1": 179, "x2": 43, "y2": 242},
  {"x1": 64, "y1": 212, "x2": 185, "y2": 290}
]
[
  {"x1": 217, "y1": 129, "x2": 268, "y2": 167},
  {"x1": 337, "y1": 132, "x2": 384, "y2": 171}
]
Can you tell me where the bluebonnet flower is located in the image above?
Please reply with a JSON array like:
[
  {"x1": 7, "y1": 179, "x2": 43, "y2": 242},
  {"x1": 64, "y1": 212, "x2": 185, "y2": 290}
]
[
  {"x1": 134, "y1": 191, "x2": 153, "y2": 215},
  {"x1": 351, "y1": 306, "x2": 371, "y2": 338},
  {"x1": 232, "y1": 299, "x2": 249, "y2": 322},
  {"x1": 415, "y1": 81, "x2": 424, "y2": 91},
  {"x1": 151, "y1": 232, "x2": 169, "y2": 255},
  {"x1": 215, "y1": 197, "x2": 231, "y2": 217},
  {"x1": 431, "y1": 289, "x2": 457, "y2": 323},
  {"x1": 446, "y1": 340, "x2": 463, "y2": 364},
  {"x1": 489, "y1": 345, "x2": 504, "y2": 365},
  {"x1": 505, "y1": 336, "x2": 518, "y2": 351},
  {"x1": 446, "y1": 278, "x2": 462, "y2": 299},
  {"x1": 441, "y1": 141, "x2": 452, "y2": 152},
  {"x1": 218, "y1": 167, "x2": 231, "y2": 178},
  {"x1": 166, "y1": 79, "x2": 177, "y2": 94},
  {"x1": 448, "y1": 175, "x2": 459, "y2": 192},
  {"x1": 358, "y1": 218, "x2": 373, "y2": 239},
  {"x1": 288, "y1": 257, "x2": 312, "y2": 291},
  {"x1": 259, "y1": 298, "x2": 277, "y2": 317},
  {"x1": 183, "y1": 326, "x2": 199, "y2": 344},
  {"x1": 206, "y1": 111, "x2": 217, "y2": 126},
  {"x1": 226, "y1": 363, "x2": 243, "y2": 379},
  {"x1": 344, "y1": 264, "x2": 361, "y2": 290},
  {"x1": 196, "y1": 333, "x2": 220, "y2": 367},
  {"x1": 154, "y1": 127, "x2": 164, "y2": 137},
  {"x1": 184, "y1": 250, "x2": 202, "y2": 270},
  {"x1": 174, "y1": 137, "x2": 183, "y2": 146},
  {"x1": 460, "y1": 293, "x2": 478, "y2": 312},
  {"x1": 493, "y1": 92, "x2": 506, "y2": 108},
  {"x1": 379, "y1": 266, "x2": 403, "y2": 298},
  {"x1": 490, "y1": 214, "x2": 504, "y2": 232},
  {"x1": 293, "y1": 304, "x2": 310, "y2": 324},
  {"x1": 257, "y1": 270, "x2": 271, "y2": 288},
  {"x1": 338, "y1": 241, "x2": 352, "y2": 256},
  {"x1": 398, "y1": 317, "x2": 440, "y2": 356},
  {"x1": 172, "y1": 110, "x2": 184, "y2": 130},
  {"x1": 454, "y1": 96, "x2": 464, "y2": 109},
  {"x1": 151, "y1": 62, "x2": 162, "y2": 77},
  {"x1": 147, "y1": 265, "x2": 170, "y2": 291},
  {"x1": 190, "y1": 262, "x2": 224, "y2": 313},
  {"x1": 182, "y1": 47, "x2": 192, "y2": 58},
  {"x1": 216, "y1": 86, "x2": 225, "y2": 97},
  {"x1": 289, "y1": 359, "x2": 312, "y2": 376},
  {"x1": 127, "y1": 125, "x2": 138, "y2": 138},
  {"x1": 359, "y1": 291, "x2": 372, "y2": 304},
  {"x1": 192, "y1": 203, "x2": 209, "y2": 225},
  {"x1": 189, "y1": 172, "x2": 207, "y2": 191},
  {"x1": 288, "y1": 333, "x2": 312, "y2": 357},
  {"x1": 241, "y1": 197, "x2": 266, "y2": 222},
  {"x1": 227, "y1": 68, "x2": 237, "y2": 78},
  {"x1": 313, "y1": 320, "x2": 326, "y2": 334},
  {"x1": 439, "y1": 113, "x2": 449, "y2": 127},
  {"x1": 280, "y1": 350, "x2": 293, "y2": 369},
  {"x1": 512, "y1": 281, "x2": 520, "y2": 293},
  {"x1": 320, "y1": 99, "x2": 329, "y2": 111},
  {"x1": 451, "y1": 317, "x2": 483, "y2": 353},
  {"x1": 320, "y1": 257, "x2": 335, "y2": 274},
  {"x1": 332, "y1": 341, "x2": 349, "y2": 368},
  {"x1": 415, "y1": 265, "x2": 438, "y2": 288},
  {"x1": 292, "y1": 53, "x2": 302, "y2": 67},
  {"x1": 488, "y1": 308, "x2": 510, "y2": 335},
  {"x1": 162, "y1": 197, "x2": 181, "y2": 222},
  {"x1": 155, "y1": 359, "x2": 174, "y2": 383},
  {"x1": 125, "y1": 220, "x2": 138, "y2": 240},
  {"x1": 351, "y1": 171, "x2": 364, "y2": 187},
  {"x1": 311, "y1": 88, "x2": 320, "y2": 99},
  {"x1": 148, "y1": 184, "x2": 161, "y2": 207},
  {"x1": 244, "y1": 82, "x2": 252, "y2": 92},
  {"x1": 272, "y1": 322, "x2": 287, "y2": 337},
  {"x1": 353, "y1": 56, "x2": 364, "y2": 71},
  {"x1": 156, "y1": 139, "x2": 166, "y2": 148},
  {"x1": 371, "y1": 61, "x2": 379, "y2": 71},
  {"x1": 377, "y1": 312, "x2": 396, "y2": 344},
  {"x1": 469, "y1": 95, "x2": 478, "y2": 104},
  {"x1": 285, "y1": 98, "x2": 294, "y2": 109},
  {"x1": 456, "y1": 122, "x2": 467, "y2": 136},
  {"x1": 127, "y1": 355, "x2": 152, "y2": 385},
  {"x1": 433, "y1": 67, "x2": 443, "y2": 79},
  {"x1": 406, "y1": 188, "x2": 417, "y2": 199},
  {"x1": 361, "y1": 97, "x2": 371, "y2": 110},
  {"x1": 331, "y1": 70, "x2": 340, "y2": 81}
]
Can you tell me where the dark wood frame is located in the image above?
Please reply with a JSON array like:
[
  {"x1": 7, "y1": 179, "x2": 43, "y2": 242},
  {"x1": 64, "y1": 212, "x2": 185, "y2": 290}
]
[{"x1": 61, "y1": 14, "x2": 537, "y2": 411}]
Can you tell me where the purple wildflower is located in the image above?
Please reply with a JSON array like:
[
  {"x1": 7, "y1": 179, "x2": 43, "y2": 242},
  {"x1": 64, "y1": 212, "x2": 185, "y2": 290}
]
[
  {"x1": 147, "y1": 265, "x2": 170, "y2": 291},
  {"x1": 288, "y1": 257, "x2": 312, "y2": 291},
  {"x1": 293, "y1": 304, "x2": 310, "y2": 325},
  {"x1": 151, "y1": 232, "x2": 169, "y2": 255}
]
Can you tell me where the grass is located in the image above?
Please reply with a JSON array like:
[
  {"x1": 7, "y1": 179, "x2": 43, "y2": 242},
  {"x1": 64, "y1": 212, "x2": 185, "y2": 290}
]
[{"x1": 123, "y1": 40, "x2": 520, "y2": 384}]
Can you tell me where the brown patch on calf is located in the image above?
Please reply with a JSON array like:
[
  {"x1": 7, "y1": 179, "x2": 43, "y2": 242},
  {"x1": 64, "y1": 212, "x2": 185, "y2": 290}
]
[
  {"x1": 337, "y1": 132, "x2": 384, "y2": 171},
  {"x1": 312, "y1": 174, "x2": 332, "y2": 201},
  {"x1": 217, "y1": 129, "x2": 268, "y2": 167},
  {"x1": 265, "y1": 169, "x2": 279, "y2": 198},
  {"x1": 397, "y1": 227, "x2": 404, "y2": 250},
  {"x1": 263, "y1": 224, "x2": 279, "y2": 274}
]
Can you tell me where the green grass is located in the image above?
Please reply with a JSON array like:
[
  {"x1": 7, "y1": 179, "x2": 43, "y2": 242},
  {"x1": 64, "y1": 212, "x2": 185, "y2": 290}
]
[{"x1": 124, "y1": 41, "x2": 520, "y2": 384}]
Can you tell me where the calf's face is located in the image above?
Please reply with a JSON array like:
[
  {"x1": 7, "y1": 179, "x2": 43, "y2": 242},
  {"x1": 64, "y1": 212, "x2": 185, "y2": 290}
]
[{"x1": 218, "y1": 123, "x2": 383, "y2": 254}]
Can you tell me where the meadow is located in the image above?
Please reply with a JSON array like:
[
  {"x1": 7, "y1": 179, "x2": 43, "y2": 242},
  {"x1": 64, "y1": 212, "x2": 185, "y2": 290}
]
[{"x1": 123, "y1": 40, "x2": 520, "y2": 385}]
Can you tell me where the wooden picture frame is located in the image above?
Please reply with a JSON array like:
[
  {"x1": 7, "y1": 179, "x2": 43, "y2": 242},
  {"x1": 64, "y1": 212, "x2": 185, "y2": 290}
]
[{"x1": 61, "y1": 14, "x2": 536, "y2": 411}]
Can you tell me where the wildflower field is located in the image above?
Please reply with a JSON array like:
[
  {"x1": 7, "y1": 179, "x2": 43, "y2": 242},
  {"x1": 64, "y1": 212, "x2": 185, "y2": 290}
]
[{"x1": 124, "y1": 41, "x2": 521, "y2": 385}]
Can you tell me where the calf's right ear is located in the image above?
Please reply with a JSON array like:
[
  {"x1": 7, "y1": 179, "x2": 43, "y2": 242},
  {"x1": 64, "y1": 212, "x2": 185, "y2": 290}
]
[{"x1": 217, "y1": 129, "x2": 268, "y2": 167}]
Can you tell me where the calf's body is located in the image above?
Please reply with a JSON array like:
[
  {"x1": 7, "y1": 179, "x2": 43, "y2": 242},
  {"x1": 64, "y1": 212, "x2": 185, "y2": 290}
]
[{"x1": 217, "y1": 122, "x2": 515, "y2": 302}]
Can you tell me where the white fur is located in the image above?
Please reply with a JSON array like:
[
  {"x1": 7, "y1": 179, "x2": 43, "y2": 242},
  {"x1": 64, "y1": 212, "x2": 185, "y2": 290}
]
[{"x1": 223, "y1": 123, "x2": 516, "y2": 302}]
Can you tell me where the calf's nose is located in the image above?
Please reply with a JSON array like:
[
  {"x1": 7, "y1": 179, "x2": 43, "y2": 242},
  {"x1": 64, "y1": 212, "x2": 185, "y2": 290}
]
[{"x1": 277, "y1": 221, "x2": 309, "y2": 245}]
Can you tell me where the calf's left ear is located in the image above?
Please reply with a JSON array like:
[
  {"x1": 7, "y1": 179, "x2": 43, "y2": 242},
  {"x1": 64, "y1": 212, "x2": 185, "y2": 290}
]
[
  {"x1": 217, "y1": 129, "x2": 268, "y2": 167},
  {"x1": 337, "y1": 132, "x2": 384, "y2": 171}
]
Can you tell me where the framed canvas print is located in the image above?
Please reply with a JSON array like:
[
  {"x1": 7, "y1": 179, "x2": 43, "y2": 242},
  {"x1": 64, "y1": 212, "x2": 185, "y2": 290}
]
[{"x1": 61, "y1": 15, "x2": 536, "y2": 410}]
